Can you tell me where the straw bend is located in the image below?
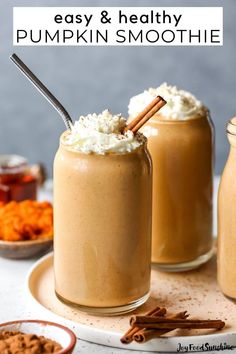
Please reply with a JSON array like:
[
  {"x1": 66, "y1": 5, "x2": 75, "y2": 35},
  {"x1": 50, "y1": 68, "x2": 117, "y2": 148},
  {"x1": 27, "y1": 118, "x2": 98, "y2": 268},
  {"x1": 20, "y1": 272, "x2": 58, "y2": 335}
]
[{"x1": 10, "y1": 53, "x2": 73, "y2": 130}]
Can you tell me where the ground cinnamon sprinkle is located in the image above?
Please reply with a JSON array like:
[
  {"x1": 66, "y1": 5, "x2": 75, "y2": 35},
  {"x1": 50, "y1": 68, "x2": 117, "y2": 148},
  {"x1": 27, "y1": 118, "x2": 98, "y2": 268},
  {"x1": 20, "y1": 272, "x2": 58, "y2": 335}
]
[
  {"x1": 0, "y1": 331, "x2": 62, "y2": 353},
  {"x1": 0, "y1": 200, "x2": 53, "y2": 241}
]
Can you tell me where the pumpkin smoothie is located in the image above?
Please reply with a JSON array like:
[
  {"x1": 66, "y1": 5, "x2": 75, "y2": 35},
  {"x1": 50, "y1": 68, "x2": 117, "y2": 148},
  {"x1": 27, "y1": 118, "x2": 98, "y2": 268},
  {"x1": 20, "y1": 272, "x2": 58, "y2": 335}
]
[
  {"x1": 54, "y1": 110, "x2": 152, "y2": 314},
  {"x1": 218, "y1": 118, "x2": 236, "y2": 299},
  {"x1": 129, "y1": 84, "x2": 214, "y2": 271}
]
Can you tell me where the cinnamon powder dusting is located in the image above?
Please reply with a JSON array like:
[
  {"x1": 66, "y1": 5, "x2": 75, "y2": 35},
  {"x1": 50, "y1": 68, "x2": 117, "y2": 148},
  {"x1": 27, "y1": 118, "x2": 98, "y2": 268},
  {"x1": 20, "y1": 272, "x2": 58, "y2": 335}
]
[{"x1": 0, "y1": 331, "x2": 62, "y2": 353}]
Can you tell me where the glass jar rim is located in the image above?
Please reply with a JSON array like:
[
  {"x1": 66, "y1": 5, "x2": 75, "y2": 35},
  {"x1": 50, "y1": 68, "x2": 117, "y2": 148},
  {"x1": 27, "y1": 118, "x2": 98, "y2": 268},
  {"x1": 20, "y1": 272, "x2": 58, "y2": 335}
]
[
  {"x1": 0, "y1": 155, "x2": 27, "y2": 174},
  {"x1": 227, "y1": 118, "x2": 236, "y2": 136}
]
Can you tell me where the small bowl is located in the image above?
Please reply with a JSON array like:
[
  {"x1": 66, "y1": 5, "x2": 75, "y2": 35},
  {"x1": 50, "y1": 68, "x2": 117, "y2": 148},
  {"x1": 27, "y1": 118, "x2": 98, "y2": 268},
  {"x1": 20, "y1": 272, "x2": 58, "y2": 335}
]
[
  {"x1": 0, "y1": 238, "x2": 53, "y2": 259},
  {"x1": 0, "y1": 319, "x2": 76, "y2": 353}
]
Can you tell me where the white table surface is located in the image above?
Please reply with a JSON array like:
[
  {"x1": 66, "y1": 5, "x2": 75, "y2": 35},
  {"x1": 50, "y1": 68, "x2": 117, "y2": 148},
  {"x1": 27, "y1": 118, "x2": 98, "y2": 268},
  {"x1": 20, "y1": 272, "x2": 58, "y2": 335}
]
[{"x1": 0, "y1": 176, "x2": 231, "y2": 354}]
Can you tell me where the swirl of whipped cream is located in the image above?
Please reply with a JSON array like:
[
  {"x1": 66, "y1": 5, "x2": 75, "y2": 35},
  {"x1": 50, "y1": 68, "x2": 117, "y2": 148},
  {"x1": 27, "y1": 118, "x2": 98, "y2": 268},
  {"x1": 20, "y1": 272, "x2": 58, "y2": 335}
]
[
  {"x1": 128, "y1": 83, "x2": 205, "y2": 120},
  {"x1": 63, "y1": 110, "x2": 145, "y2": 154}
]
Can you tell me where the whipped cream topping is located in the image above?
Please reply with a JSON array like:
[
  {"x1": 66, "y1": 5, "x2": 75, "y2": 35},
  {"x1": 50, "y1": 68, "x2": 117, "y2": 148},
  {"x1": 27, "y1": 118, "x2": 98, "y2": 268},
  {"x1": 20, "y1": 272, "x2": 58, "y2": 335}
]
[
  {"x1": 128, "y1": 83, "x2": 205, "y2": 120},
  {"x1": 63, "y1": 110, "x2": 144, "y2": 154}
]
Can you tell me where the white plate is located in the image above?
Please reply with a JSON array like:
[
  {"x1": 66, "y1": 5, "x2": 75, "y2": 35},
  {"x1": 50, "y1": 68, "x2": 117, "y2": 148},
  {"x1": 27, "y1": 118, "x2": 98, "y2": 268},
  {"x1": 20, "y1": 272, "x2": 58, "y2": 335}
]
[{"x1": 26, "y1": 252, "x2": 236, "y2": 352}]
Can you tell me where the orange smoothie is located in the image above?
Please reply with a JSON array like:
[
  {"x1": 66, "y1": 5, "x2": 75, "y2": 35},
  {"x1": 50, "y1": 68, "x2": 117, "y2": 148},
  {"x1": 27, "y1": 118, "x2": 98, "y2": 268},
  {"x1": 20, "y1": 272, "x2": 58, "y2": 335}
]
[
  {"x1": 54, "y1": 110, "x2": 152, "y2": 314},
  {"x1": 218, "y1": 118, "x2": 236, "y2": 299},
  {"x1": 129, "y1": 84, "x2": 214, "y2": 271}
]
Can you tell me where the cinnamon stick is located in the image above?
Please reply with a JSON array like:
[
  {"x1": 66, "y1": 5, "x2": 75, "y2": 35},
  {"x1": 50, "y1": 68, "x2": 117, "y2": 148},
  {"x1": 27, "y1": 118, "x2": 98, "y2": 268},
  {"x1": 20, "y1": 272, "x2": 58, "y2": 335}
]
[
  {"x1": 133, "y1": 311, "x2": 189, "y2": 343},
  {"x1": 124, "y1": 95, "x2": 166, "y2": 133},
  {"x1": 131, "y1": 316, "x2": 224, "y2": 326},
  {"x1": 120, "y1": 306, "x2": 166, "y2": 344},
  {"x1": 133, "y1": 322, "x2": 224, "y2": 330},
  {"x1": 121, "y1": 305, "x2": 225, "y2": 345},
  {"x1": 130, "y1": 316, "x2": 225, "y2": 330}
]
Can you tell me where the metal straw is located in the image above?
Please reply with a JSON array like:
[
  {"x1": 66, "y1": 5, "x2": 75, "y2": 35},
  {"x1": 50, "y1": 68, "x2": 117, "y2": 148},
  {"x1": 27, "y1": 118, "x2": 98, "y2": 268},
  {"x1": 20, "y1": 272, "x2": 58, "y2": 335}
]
[{"x1": 10, "y1": 53, "x2": 73, "y2": 130}]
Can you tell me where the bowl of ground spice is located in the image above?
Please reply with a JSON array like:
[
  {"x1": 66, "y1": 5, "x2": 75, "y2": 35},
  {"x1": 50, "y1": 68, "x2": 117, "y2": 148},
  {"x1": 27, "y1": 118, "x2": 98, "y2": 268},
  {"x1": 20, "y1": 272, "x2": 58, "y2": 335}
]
[{"x1": 0, "y1": 320, "x2": 76, "y2": 353}]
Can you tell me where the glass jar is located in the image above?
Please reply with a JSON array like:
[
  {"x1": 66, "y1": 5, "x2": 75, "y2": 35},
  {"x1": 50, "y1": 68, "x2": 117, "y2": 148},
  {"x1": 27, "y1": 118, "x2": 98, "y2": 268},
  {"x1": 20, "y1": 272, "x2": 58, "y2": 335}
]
[
  {"x1": 218, "y1": 117, "x2": 236, "y2": 299},
  {"x1": 142, "y1": 110, "x2": 214, "y2": 271},
  {"x1": 53, "y1": 132, "x2": 152, "y2": 315},
  {"x1": 0, "y1": 155, "x2": 37, "y2": 202}
]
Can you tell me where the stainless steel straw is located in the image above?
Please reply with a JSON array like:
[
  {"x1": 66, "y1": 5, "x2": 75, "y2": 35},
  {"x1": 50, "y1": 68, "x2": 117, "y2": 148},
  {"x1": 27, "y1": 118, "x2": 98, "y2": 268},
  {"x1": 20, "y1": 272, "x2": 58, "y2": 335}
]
[{"x1": 10, "y1": 53, "x2": 73, "y2": 130}]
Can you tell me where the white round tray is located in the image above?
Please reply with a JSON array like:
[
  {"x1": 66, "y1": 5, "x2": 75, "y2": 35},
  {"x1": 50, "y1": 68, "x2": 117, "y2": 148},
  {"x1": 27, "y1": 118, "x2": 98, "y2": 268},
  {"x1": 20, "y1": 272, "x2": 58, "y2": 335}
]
[{"x1": 26, "y1": 252, "x2": 236, "y2": 352}]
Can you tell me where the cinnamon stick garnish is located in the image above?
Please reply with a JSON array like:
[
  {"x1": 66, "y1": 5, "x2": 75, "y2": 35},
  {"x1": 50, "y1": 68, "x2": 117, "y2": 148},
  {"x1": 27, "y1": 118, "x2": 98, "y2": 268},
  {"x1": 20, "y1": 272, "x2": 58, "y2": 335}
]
[
  {"x1": 131, "y1": 316, "x2": 224, "y2": 326},
  {"x1": 130, "y1": 316, "x2": 225, "y2": 330},
  {"x1": 120, "y1": 306, "x2": 166, "y2": 344},
  {"x1": 121, "y1": 307, "x2": 225, "y2": 344},
  {"x1": 124, "y1": 95, "x2": 166, "y2": 134},
  {"x1": 121, "y1": 306, "x2": 225, "y2": 345},
  {"x1": 133, "y1": 311, "x2": 188, "y2": 343},
  {"x1": 132, "y1": 321, "x2": 224, "y2": 330}
]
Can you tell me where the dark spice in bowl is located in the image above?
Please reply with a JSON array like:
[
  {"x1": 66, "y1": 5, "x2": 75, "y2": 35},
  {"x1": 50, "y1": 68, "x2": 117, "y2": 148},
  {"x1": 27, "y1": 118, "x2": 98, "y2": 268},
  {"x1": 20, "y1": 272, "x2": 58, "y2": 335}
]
[{"x1": 0, "y1": 331, "x2": 62, "y2": 353}]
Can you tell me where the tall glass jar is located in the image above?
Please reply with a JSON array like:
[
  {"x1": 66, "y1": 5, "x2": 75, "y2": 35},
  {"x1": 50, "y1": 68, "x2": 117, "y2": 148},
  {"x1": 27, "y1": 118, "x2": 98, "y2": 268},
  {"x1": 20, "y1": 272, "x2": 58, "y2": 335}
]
[
  {"x1": 218, "y1": 117, "x2": 236, "y2": 299},
  {"x1": 143, "y1": 110, "x2": 214, "y2": 271},
  {"x1": 53, "y1": 132, "x2": 152, "y2": 315}
]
